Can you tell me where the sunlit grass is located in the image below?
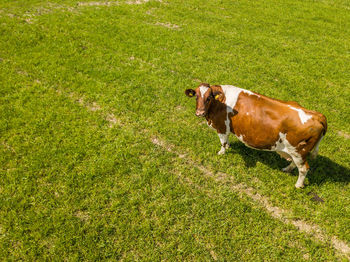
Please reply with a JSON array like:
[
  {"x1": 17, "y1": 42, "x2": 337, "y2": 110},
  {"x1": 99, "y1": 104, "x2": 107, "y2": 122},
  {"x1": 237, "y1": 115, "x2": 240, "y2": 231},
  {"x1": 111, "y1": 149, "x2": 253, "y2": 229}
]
[{"x1": 0, "y1": 0, "x2": 349, "y2": 260}]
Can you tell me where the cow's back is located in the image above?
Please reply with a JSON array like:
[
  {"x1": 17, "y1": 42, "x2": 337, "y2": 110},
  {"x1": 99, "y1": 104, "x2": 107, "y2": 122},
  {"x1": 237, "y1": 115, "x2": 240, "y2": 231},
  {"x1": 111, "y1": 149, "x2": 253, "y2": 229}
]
[{"x1": 229, "y1": 90, "x2": 325, "y2": 151}]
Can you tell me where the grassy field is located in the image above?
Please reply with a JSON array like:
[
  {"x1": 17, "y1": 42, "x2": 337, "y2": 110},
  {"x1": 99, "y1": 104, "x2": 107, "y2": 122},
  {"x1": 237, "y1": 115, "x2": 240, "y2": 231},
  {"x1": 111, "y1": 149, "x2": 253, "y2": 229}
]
[{"x1": 1, "y1": 0, "x2": 350, "y2": 260}]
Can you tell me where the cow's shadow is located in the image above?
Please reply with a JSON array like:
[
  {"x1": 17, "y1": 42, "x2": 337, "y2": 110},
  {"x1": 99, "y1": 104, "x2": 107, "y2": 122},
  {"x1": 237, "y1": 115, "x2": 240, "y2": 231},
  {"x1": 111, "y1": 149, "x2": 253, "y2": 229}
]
[{"x1": 227, "y1": 141, "x2": 350, "y2": 186}]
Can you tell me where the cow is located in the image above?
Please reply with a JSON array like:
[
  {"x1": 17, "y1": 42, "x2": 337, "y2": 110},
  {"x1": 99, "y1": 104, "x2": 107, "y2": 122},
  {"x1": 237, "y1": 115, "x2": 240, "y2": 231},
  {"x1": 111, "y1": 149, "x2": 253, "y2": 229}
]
[{"x1": 185, "y1": 83, "x2": 327, "y2": 188}]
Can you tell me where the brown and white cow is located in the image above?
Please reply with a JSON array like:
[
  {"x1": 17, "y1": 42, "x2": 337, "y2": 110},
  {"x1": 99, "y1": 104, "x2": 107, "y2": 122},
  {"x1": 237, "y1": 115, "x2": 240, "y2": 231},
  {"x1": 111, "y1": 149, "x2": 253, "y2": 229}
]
[{"x1": 185, "y1": 83, "x2": 327, "y2": 188}]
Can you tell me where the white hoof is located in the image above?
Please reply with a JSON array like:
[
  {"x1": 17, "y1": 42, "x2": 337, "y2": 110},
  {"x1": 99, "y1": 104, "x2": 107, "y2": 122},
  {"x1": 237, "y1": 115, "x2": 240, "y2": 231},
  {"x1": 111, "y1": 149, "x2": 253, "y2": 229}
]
[
  {"x1": 295, "y1": 183, "x2": 304, "y2": 189},
  {"x1": 217, "y1": 148, "x2": 226, "y2": 155}
]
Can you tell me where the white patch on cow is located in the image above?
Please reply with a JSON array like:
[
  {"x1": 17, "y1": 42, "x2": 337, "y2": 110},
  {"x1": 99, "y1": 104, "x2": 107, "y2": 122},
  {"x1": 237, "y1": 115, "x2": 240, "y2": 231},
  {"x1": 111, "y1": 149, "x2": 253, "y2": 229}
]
[
  {"x1": 207, "y1": 121, "x2": 215, "y2": 130},
  {"x1": 218, "y1": 133, "x2": 228, "y2": 144},
  {"x1": 224, "y1": 117, "x2": 230, "y2": 134},
  {"x1": 242, "y1": 89, "x2": 259, "y2": 97},
  {"x1": 236, "y1": 135, "x2": 247, "y2": 145},
  {"x1": 199, "y1": 85, "x2": 209, "y2": 98},
  {"x1": 236, "y1": 134, "x2": 245, "y2": 143},
  {"x1": 271, "y1": 132, "x2": 309, "y2": 188},
  {"x1": 288, "y1": 105, "x2": 312, "y2": 124},
  {"x1": 220, "y1": 85, "x2": 243, "y2": 109},
  {"x1": 272, "y1": 132, "x2": 303, "y2": 166},
  {"x1": 246, "y1": 112, "x2": 249, "y2": 115},
  {"x1": 218, "y1": 133, "x2": 229, "y2": 155},
  {"x1": 221, "y1": 85, "x2": 259, "y2": 110}
]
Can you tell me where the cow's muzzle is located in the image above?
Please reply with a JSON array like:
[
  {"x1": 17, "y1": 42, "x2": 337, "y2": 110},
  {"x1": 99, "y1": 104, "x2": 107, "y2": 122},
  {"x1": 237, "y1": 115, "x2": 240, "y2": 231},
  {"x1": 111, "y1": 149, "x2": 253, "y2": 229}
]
[{"x1": 195, "y1": 110, "x2": 206, "y2": 117}]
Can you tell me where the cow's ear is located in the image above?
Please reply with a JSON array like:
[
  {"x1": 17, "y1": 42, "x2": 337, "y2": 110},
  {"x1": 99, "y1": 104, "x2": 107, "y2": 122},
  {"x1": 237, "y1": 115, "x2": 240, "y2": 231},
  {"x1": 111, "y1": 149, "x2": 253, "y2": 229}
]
[
  {"x1": 213, "y1": 91, "x2": 223, "y2": 100},
  {"x1": 185, "y1": 89, "x2": 196, "y2": 97}
]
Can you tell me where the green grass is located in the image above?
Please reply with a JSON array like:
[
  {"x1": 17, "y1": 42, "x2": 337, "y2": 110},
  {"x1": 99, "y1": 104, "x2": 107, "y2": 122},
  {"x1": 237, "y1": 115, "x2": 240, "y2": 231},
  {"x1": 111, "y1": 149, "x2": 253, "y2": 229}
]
[{"x1": 1, "y1": 0, "x2": 350, "y2": 260}]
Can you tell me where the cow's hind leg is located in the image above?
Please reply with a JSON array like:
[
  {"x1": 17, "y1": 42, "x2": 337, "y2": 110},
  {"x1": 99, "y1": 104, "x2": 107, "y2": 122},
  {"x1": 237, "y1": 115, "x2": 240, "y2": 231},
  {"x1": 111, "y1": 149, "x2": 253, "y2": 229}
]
[
  {"x1": 282, "y1": 162, "x2": 296, "y2": 173},
  {"x1": 295, "y1": 160, "x2": 309, "y2": 189},
  {"x1": 218, "y1": 133, "x2": 229, "y2": 155},
  {"x1": 277, "y1": 151, "x2": 296, "y2": 173},
  {"x1": 310, "y1": 136, "x2": 323, "y2": 160}
]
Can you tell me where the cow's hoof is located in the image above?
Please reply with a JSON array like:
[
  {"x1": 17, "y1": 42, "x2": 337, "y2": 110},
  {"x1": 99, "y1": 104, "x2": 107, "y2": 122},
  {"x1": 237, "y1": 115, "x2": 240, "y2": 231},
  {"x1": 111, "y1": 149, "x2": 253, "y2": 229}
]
[
  {"x1": 295, "y1": 183, "x2": 304, "y2": 189},
  {"x1": 217, "y1": 149, "x2": 226, "y2": 155},
  {"x1": 282, "y1": 167, "x2": 292, "y2": 173}
]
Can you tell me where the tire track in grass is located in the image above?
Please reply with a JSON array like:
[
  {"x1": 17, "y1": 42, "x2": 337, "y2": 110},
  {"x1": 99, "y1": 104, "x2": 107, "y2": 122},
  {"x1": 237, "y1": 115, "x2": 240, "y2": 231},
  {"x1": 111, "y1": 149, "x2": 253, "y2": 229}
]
[
  {"x1": 24, "y1": 40, "x2": 346, "y2": 256},
  {"x1": 55, "y1": 85, "x2": 350, "y2": 260},
  {"x1": 50, "y1": 88, "x2": 315, "y2": 260},
  {"x1": 150, "y1": 136, "x2": 350, "y2": 260},
  {"x1": 1, "y1": 0, "x2": 164, "y2": 24},
  {"x1": 5, "y1": 49, "x2": 349, "y2": 251},
  {"x1": 3, "y1": 31, "x2": 349, "y2": 257},
  {"x1": 77, "y1": 0, "x2": 162, "y2": 7},
  {"x1": 53, "y1": 88, "x2": 221, "y2": 260}
]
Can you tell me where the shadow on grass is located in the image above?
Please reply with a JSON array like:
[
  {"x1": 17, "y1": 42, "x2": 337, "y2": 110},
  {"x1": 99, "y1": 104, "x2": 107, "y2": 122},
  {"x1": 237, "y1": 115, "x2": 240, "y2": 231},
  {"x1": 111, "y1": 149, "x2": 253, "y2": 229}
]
[{"x1": 228, "y1": 141, "x2": 350, "y2": 186}]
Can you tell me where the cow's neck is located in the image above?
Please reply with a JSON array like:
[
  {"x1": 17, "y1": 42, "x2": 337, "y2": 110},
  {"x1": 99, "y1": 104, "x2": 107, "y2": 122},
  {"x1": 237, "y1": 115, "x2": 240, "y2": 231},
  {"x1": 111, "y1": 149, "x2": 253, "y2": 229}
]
[
  {"x1": 205, "y1": 100, "x2": 229, "y2": 134},
  {"x1": 209, "y1": 98, "x2": 227, "y2": 116}
]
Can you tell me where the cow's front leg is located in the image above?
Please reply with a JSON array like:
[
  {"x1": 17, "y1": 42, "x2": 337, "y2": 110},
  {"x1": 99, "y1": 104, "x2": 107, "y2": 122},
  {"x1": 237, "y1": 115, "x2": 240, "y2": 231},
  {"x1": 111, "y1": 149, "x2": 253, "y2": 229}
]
[{"x1": 217, "y1": 133, "x2": 229, "y2": 155}]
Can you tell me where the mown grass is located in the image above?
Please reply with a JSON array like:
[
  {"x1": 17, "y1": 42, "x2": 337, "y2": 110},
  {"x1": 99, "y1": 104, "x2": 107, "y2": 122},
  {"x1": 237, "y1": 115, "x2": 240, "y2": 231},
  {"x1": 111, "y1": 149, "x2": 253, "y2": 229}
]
[{"x1": 1, "y1": 0, "x2": 349, "y2": 260}]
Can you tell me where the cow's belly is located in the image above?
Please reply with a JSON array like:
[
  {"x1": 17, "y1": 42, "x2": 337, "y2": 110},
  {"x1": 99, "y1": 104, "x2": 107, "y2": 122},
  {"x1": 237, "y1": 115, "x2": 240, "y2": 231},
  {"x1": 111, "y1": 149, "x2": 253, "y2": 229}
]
[{"x1": 230, "y1": 116, "x2": 281, "y2": 150}]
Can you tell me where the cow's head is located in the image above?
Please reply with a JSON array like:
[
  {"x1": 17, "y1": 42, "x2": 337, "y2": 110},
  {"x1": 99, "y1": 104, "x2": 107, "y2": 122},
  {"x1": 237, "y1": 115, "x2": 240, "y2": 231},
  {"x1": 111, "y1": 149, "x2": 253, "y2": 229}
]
[{"x1": 185, "y1": 83, "x2": 220, "y2": 117}]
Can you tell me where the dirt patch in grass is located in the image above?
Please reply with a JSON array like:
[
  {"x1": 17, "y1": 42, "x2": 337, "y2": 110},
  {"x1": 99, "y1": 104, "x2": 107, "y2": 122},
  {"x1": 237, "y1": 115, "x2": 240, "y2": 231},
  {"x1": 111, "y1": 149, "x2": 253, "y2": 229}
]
[
  {"x1": 74, "y1": 211, "x2": 90, "y2": 222},
  {"x1": 155, "y1": 22, "x2": 180, "y2": 30},
  {"x1": 77, "y1": 1, "x2": 118, "y2": 6},
  {"x1": 338, "y1": 131, "x2": 350, "y2": 139},
  {"x1": 1, "y1": 141, "x2": 16, "y2": 154},
  {"x1": 77, "y1": 0, "x2": 161, "y2": 6},
  {"x1": 106, "y1": 113, "x2": 120, "y2": 127}
]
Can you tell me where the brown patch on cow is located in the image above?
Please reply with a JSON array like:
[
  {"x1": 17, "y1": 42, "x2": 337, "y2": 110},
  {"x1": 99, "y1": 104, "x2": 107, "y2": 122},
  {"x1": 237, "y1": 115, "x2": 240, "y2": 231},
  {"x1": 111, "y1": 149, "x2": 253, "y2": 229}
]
[
  {"x1": 206, "y1": 102, "x2": 227, "y2": 134},
  {"x1": 211, "y1": 85, "x2": 226, "y2": 104},
  {"x1": 230, "y1": 93, "x2": 279, "y2": 150},
  {"x1": 230, "y1": 92, "x2": 327, "y2": 157},
  {"x1": 203, "y1": 85, "x2": 228, "y2": 134}
]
